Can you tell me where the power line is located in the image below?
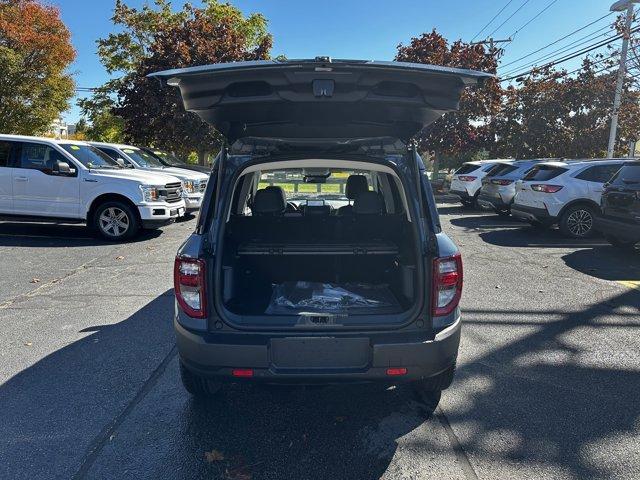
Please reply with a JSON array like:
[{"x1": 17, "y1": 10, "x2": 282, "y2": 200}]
[
  {"x1": 500, "y1": 27, "x2": 638, "y2": 82},
  {"x1": 508, "y1": 0, "x2": 559, "y2": 39},
  {"x1": 485, "y1": 0, "x2": 532, "y2": 39},
  {"x1": 499, "y1": 11, "x2": 616, "y2": 69},
  {"x1": 470, "y1": 0, "x2": 516, "y2": 42},
  {"x1": 501, "y1": 25, "x2": 617, "y2": 76}
]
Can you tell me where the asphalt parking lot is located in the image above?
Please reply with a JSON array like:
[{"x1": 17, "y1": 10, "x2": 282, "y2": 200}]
[{"x1": 1, "y1": 204, "x2": 639, "y2": 480}]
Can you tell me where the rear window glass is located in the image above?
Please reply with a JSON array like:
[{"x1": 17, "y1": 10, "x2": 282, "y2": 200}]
[
  {"x1": 610, "y1": 164, "x2": 640, "y2": 184},
  {"x1": 487, "y1": 164, "x2": 517, "y2": 177},
  {"x1": 454, "y1": 164, "x2": 479, "y2": 174},
  {"x1": 523, "y1": 166, "x2": 567, "y2": 181}
]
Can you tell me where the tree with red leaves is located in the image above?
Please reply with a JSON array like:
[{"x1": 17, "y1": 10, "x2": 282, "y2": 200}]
[
  {"x1": 395, "y1": 30, "x2": 503, "y2": 169},
  {"x1": 0, "y1": 0, "x2": 75, "y2": 134}
]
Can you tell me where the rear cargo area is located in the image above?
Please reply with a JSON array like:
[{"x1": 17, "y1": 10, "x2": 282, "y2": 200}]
[{"x1": 220, "y1": 213, "x2": 418, "y2": 319}]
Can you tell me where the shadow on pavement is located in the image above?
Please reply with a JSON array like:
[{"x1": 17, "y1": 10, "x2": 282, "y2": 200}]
[
  {"x1": 0, "y1": 291, "x2": 176, "y2": 480},
  {"x1": 562, "y1": 246, "x2": 640, "y2": 282},
  {"x1": 0, "y1": 290, "x2": 430, "y2": 480},
  {"x1": 0, "y1": 221, "x2": 165, "y2": 247},
  {"x1": 453, "y1": 288, "x2": 640, "y2": 479}
]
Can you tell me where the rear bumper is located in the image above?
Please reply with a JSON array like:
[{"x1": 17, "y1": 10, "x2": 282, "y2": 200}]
[
  {"x1": 511, "y1": 204, "x2": 555, "y2": 222},
  {"x1": 478, "y1": 192, "x2": 511, "y2": 210},
  {"x1": 594, "y1": 215, "x2": 640, "y2": 241},
  {"x1": 450, "y1": 189, "x2": 473, "y2": 201},
  {"x1": 175, "y1": 317, "x2": 461, "y2": 385}
]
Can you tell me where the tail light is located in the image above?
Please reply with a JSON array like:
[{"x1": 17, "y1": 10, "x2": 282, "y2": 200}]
[
  {"x1": 432, "y1": 253, "x2": 463, "y2": 318},
  {"x1": 531, "y1": 184, "x2": 563, "y2": 193},
  {"x1": 174, "y1": 256, "x2": 207, "y2": 318},
  {"x1": 458, "y1": 176, "x2": 477, "y2": 182},
  {"x1": 491, "y1": 179, "x2": 513, "y2": 186}
]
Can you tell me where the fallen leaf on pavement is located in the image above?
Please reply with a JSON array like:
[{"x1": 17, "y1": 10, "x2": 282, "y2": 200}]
[
  {"x1": 205, "y1": 449, "x2": 225, "y2": 462},
  {"x1": 30, "y1": 278, "x2": 40, "y2": 283},
  {"x1": 115, "y1": 256, "x2": 125, "y2": 260},
  {"x1": 24, "y1": 342, "x2": 32, "y2": 346}
]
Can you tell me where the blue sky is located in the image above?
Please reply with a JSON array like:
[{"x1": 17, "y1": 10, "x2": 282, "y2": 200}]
[{"x1": 52, "y1": 0, "x2": 615, "y2": 123}]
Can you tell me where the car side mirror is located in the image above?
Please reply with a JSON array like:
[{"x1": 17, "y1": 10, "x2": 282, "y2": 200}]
[
  {"x1": 115, "y1": 158, "x2": 126, "y2": 167},
  {"x1": 54, "y1": 160, "x2": 74, "y2": 176}
]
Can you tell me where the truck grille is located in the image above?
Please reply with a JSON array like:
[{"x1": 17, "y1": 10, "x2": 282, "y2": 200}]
[{"x1": 160, "y1": 182, "x2": 183, "y2": 203}]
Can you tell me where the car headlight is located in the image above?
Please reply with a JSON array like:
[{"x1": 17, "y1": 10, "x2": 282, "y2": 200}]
[
  {"x1": 140, "y1": 185, "x2": 162, "y2": 202},
  {"x1": 183, "y1": 180, "x2": 195, "y2": 193}
]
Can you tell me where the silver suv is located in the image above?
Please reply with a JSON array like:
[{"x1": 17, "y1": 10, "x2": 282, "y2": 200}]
[
  {"x1": 449, "y1": 159, "x2": 512, "y2": 207},
  {"x1": 512, "y1": 159, "x2": 625, "y2": 238},
  {"x1": 477, "y1": 160, "x2": 545, "y2": 215}
]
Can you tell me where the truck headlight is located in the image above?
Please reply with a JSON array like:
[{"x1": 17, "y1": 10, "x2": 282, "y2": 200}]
[
  {"x1": 140, "y1": 185, "x2": 162, "y2": 202},
  {"x1": 183, "y1": 180, "x2": 195, "y2": 193}
]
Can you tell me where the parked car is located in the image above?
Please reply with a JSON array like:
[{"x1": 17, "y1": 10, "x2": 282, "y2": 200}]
[
  {"x1": 511, "y1": 159, "x2": 625, "y2": 238},
  {"x1": 140, "y1": 147, "x2": 211, "y2": 174},
  {"x1": 477, "y1": 159, "x2": 546, "y2": 215},
  {"x1": 594, "y1": 160, "x2": 640, "y2": 248},
  {"x1": 449, "y1": 159, "x2": 513, "y2": 207},
  {"x1": 151, "y1": 59, "x2": 491, "y2": 410},
  {"x1": 0, "y1": 135, "x2": 186, "y2": 240},
  {"x1": 89, "y1": 142, "x2": 208, "y2": 212}
]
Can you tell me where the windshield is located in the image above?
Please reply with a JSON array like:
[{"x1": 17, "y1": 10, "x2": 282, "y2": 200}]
[
  {"x1": 148, "y1": 150, "x2": 186, "y2": 167},
  {"x1": 61, "y1": 144, "x2": 121, "y2": 169},
  {"x1": 122, "y1": 148, "x2": 165, "y2": 168},
  {"x1": 259, "y1": 169, "x2": 373, "y2": 208}
]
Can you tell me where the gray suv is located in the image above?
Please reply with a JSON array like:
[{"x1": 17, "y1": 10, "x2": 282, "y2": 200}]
[{"x1": 151, "y1": 59, "x2": 490, "y2": 410}]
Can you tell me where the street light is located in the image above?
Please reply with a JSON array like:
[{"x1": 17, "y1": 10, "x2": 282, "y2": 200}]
[{"x1": 607, "y1": 0, "x2": 638, "y2": 158}]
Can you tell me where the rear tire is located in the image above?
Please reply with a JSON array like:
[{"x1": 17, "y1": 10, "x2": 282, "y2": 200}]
[
  {"x1": 93, "y1": 200, "x2": 139, "y2": 241},
  {"x1": 559, "y1": 204, "x2": 595, "y2": 238},
  {"x1": 180, "y1": 362, "x2": 222, "y2": 397},
  {"x1": 411, "y1": 362, "x2": 455, "y2": 413},
  {"x1": 605, "y1": 235, "x2": 638, "y2": 250}
]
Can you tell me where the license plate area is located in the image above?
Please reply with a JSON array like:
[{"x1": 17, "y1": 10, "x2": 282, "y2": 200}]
[{"x1": 270, "y1": 337, "x2": 371, "y2": 371}]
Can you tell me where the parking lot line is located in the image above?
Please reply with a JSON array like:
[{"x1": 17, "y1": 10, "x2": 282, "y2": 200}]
[{"x1": 618, "y1": 280, "x2": 640, "y2": 290}]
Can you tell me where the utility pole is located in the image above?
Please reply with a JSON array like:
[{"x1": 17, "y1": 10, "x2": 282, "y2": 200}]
[
  {"x1": 607, "y1": 0, "x2": 638, "y2": 158},
  {"x1": 469, "y1": 37, "x2": 512, "y2": 50}
]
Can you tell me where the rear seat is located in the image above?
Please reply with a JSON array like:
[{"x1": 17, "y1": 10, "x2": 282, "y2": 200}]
[{"x1": 226, "y1": 187, "x2": 406, "y2": 248}]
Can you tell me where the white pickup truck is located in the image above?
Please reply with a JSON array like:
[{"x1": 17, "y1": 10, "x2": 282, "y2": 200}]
[
  {"x1": 89, "y1": 142, "x2": 208, "y2": 212},
  {"x1": 0, "y1": 135, "x2": 186, "y2": 240}
]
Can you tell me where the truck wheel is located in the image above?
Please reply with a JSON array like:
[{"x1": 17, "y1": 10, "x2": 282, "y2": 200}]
[
  {"x1": 180, "y1": 362, "x2": 222, "y2": 397},
  {"x1": 559, "y1": 204, "x2": 595, "y2": 238},
  {"x1": 605, "y1": 235, "x2": 638, "y2": 250},
  {"x1": 93, "y1": 201, "x2": 139, "y2": 241}
]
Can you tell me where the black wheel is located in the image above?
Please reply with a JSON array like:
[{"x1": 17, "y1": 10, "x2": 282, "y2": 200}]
[
  {"x1": 93, "y1": 200, "x2": 139, "y2": 241},
  {"x1": 559, "y1": 204, "x2": 595, "y2": 238},
  {"x1": 411, "y1": 363, "x2": 455, "y2": 413},
  {"x1": 180, "y1": 362, "x2": 222, "y2": 397},
  {"x1": 605, "y1": 235, "x2": 638, "y2": 250}
]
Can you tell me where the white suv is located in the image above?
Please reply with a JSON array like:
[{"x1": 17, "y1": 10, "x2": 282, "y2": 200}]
[
  {"x1": 89, "y1": 142, "x2": 208, "y2": 212},
  {"x1": 512, "y1": 159, "x2": 625, "y2": 238},
  {"x1": 449, "y1": 159, "x2": 512, "y2": 206},
  {"x1": 0, "y1": 135, "x2": 186, "y2": 240}
]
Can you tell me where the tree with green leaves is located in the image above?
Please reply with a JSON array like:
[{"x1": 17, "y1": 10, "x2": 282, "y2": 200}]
[
  {"x1": 0, "y1": 0, "x2": 75, "y2": 135},
  {"x1": 82, "y1": 0, "x2": 272, "y2": 163}
]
